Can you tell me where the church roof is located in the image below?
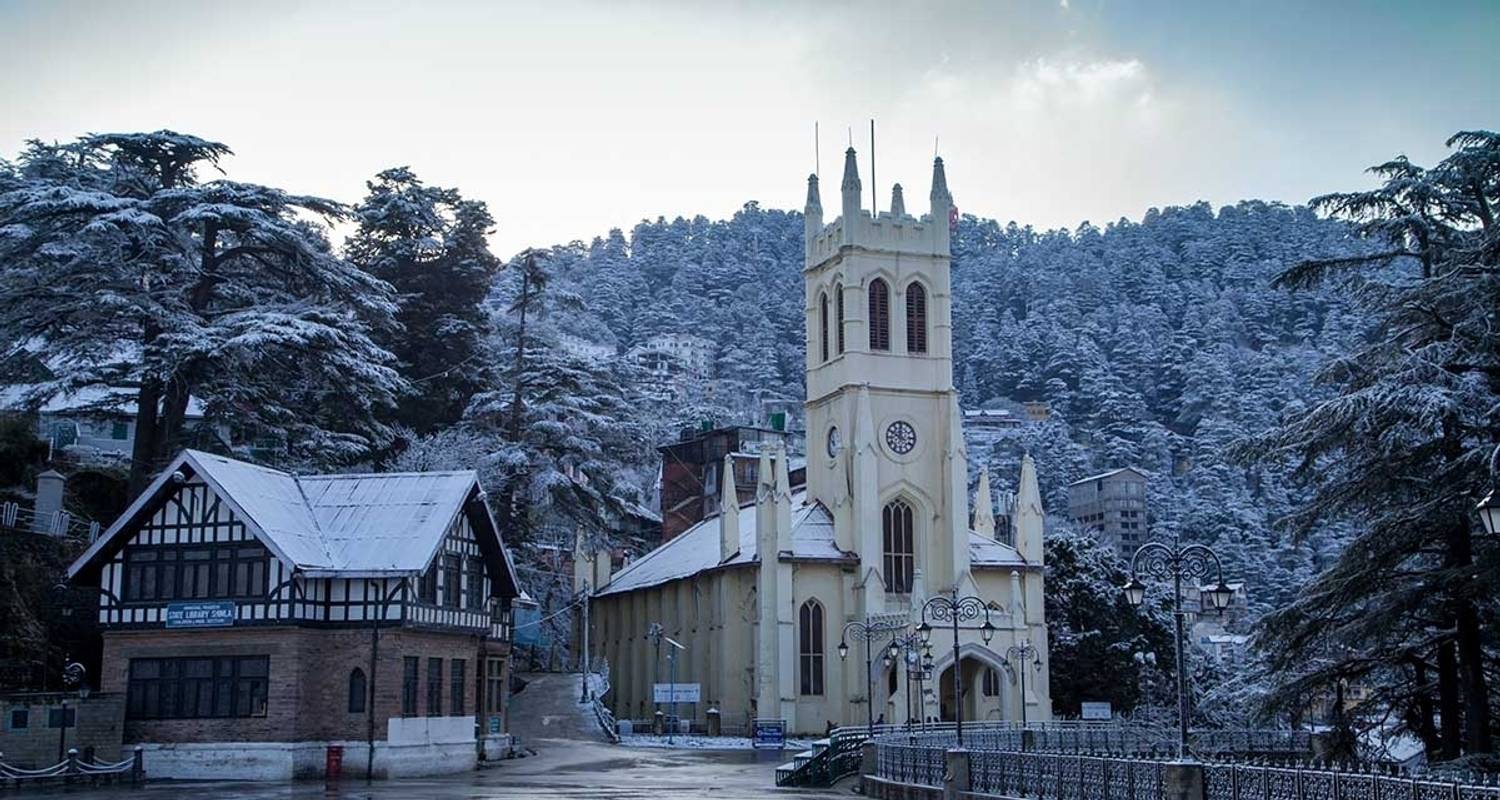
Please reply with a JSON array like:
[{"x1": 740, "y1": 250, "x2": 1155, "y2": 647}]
[{"x1": 596, "y1": 491, "x2": 1029, "y2": 598}]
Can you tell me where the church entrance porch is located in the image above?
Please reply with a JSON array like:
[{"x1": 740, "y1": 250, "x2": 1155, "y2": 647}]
[{"x1": 935, "y1": 655, "x2": 1008, "y2": 724}]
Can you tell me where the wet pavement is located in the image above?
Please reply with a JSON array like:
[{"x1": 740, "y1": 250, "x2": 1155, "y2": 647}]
[
  {"x1": 45, "y1": 740, "x2": 850, "y2": 799},
  {"x1": 44, "y1": 674, "x2": 850, "y2": 799}
]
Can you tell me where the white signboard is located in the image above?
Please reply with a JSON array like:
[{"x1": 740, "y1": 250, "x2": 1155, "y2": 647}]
[
  {"x1": 1081, "y1": 701, "x2": 1113, "y2": 720},
  {"x1": 653, "y1": 683, "x2": 701, "y2": 704}
]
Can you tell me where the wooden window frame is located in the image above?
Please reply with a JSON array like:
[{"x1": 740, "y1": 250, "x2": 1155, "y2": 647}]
[
  {"x1": 125, "y1": 656, "x2": 269, "y2": 720},
  {"x1": 427, "y1": 657, "x2": 444, "y2": 717},
  {"x1": 882, "y1": 499, "x2": 915, "y2": 594},
  {"x1": 798, "y1": 599, "x2": 825, "y2": 696},
  {"x1": 402, "y1": 657, "x2": 419, "y2": 717},
  {"x1": 905, "y1": 281, "x2": 928, "y2": 354},
  {"x1": 819, "y1": 291, "x2": 830, "y2": 362},
  {"x1": 450, "y1": 659, "x2": 466, "y2": 716},
  {"x1": 348, "y1": 668, "x2": 368, "y2": 713},
  {"x1": 835, "y1": 284, "x2": 845, "y2": 354},
  {"x1": 868, "y1": 278, "x2": 891, "y2": 351}
]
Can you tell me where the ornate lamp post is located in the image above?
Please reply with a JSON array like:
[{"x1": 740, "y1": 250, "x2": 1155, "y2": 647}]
[
  {"x1": 917, "y1": 590, "x2": 996, "y2": 748},
  {"x1": 1004, "y1": 640, "x2": 1041, "y2": 727},
  {"x1": 1478, "y1": 489, "x2": 1499, "y2": 536},
  {"x1": 884, "y1": 632, "x2": 930, "y2": 731},
  {"x1": 1121, "y1": 537, "x2": 1234, "y2": 760},
  {"x1": 838, "y1": 617, "x2": 906, "y2": 734}
]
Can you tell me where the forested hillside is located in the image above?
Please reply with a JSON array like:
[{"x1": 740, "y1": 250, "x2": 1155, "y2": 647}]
[{"x1": 540, "y1": 200, "x2": 1370, "y2": 612}]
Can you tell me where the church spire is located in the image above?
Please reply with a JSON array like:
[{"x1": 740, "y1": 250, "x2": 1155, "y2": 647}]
[
  {"x1": 890, "y1": 183, "x2": 906, "y2": 217},
  {"x1": 805, "y1": 173, "x2": 823, "y2": 215},
  {"x1": 973, "y1": 465, "x2": 995, "y2": 539},
  {"x1": 804, "y1": 173, "x2": 824, "y2": 258}
]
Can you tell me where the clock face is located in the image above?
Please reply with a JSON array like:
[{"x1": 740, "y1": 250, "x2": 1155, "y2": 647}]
[
  {"x1": 826, "y1": 426, "x2": 842, "y2": 458},
  {"x1": 885, "y1": 420, "x2": 917, "y2": 454}
]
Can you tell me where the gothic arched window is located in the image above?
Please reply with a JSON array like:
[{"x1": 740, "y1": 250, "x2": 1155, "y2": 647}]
[
  {"x1": 835, "y1": 283, "x2": 846, "y2": 354},
  {"x1": 348, "y1": 668, "x2": 367, "y2": 713},
  {"x1": 982, "y1": 666, "x2": 1001, "y2": 697},
  {"x1": 868, "y1": 278, "x2": 891, "y2": 351},
  {"x1": 819, "y1": 291, "x2": 830, "y2": 362},
  {"x1": 906, "y1": 282, "x2": 928, "y2": 354},
  {"x1": 799, "y1": 599, "x2": 825, "y2": 695},
  {"x1": 882, "y1": 499, "x2": 915, "y2": 593}
]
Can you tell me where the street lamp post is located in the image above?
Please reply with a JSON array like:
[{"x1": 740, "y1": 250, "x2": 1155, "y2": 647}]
[
  {"x1": 838, "y1": 617, "x2": 906, "y2": 735},
  {"x1": 364, "y1": 578, "x2": 409, "y2": 783},
  {"x1": 1121, "y1": 537, "x2": 1234, "y2": 760},
  {"x1": 1004, "y1": 640, "x2": 1040, "y2": 727},
  {"x1": 886, "y1": 632, "x2": 929, "y2": 731},
  {"x1": 917, "y1": 590, "x2": 997, "y2": 748}
]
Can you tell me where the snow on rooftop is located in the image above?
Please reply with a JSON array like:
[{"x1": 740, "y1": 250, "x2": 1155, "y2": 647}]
[
  {"x1": 0, "y1": 383, "x2": 209, "y2": 417},
  {"x1": 598, "y1": 493, "x2": 1028, "y2": 598},
  {"x1": 69, "y1": 450, "x2": 501, "y2": 581}
]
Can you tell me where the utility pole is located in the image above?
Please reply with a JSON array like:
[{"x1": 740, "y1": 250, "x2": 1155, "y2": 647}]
[{"x1": 578, "y1": 578, "x2": 592, "y2": 703}]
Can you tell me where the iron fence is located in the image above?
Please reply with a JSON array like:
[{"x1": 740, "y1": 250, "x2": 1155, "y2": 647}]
[
  {"x1": 0, "y1": 747, "x2": 142, "y2": 788},
  {"x1": 1204, "y1": 762, "x2": 1500, "y2": 800},
  {"x1": 969, "y1": 750, "x2": 1166, "y2": 800},
  {"x1": 876, "y1": 742, "x2": 948, "y2": 788}
]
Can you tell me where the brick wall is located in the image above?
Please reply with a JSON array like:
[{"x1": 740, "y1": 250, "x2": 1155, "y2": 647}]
[
  {"x1": 0, "y1": 693, "x2": 123, "y2": 769},
  {"x1": 100, "y1": 626, "x2": 493, "y2": 746}
]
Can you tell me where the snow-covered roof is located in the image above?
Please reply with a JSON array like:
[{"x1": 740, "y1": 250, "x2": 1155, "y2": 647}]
[
  {"x1": 597, "y1": 492, "x2": 1028, "y2": 598},
  {"x1": 0, "y1": 384, "x2": 209, "y2": 418},
  {"x1": 68, "y1": 450, "x2": 520, "y2": 591},
  {"x1": 1068, "y1": 466, "x2": 1147, "y2": 485}
]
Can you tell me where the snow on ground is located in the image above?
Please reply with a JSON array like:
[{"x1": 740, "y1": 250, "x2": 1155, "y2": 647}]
[{"x1": 618, "y1": 733, "x2": 817, "y2": 751}]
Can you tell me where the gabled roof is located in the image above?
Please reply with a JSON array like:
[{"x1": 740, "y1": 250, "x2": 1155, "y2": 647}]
[
  {"x1": 598, "y1": 491, "x2": 847, "y2": 597},
  {"x1": 67, "y1": 450, "x2": 520, "y2": 594},
  {"x1": 596, "y1": 492, "x2": 1029, "y2": 598}
]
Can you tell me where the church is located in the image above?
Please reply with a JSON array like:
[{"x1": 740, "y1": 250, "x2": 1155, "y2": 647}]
[{"x1": 578, "y1": 149, "x2": 1051, "y2": 735}]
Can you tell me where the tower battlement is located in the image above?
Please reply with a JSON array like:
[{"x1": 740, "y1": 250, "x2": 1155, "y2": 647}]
[{"x1": 803, "y1": 148, "x2": 952, "y2": 269}]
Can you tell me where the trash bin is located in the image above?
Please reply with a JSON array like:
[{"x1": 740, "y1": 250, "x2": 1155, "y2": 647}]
[{"x1": 325, "y1": 744, "x2": 344, "y2": 780}]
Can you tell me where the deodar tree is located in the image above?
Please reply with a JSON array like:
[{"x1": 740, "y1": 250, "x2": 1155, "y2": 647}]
[
  {"x1": 345, "y1": 167, "x2": 501, "y2": 433},
  {"x1": 1244, "y1": 131, "x2": 1499, "y2": 760},
  {"x1": 0, "y1": 131, "x2": 405, "y2": 490}
]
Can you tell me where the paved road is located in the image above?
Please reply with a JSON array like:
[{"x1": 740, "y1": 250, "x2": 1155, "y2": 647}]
[
  {"x1": 51, "y1": 671, "x2": 850, "y2": 798},
  {"x1": 53, "y1": 740, "x2": 848, "y2": 799},
  {"x1": 509, "y1": 671, "x2": 609, "y2": 746}
]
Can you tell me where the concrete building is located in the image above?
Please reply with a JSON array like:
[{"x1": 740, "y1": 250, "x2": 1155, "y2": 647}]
[
  {"x1": 657, "y1": 425, "x2": 806, "y2": 543},
  {"x1": 579, "y1": 151, "x2": 1051, "y2": 735},
  {"x1": 65, "y1": 450, "x2": 522, "y2": 781},
  {"x1": 1067, "y1": 467, "x2": 1148, "y2": 562},
  {"x1": 0, "y1": 385, "x2": 227, "y2": 462}
]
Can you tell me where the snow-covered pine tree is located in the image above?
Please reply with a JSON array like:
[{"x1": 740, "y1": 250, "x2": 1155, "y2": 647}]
[
  {"x1": 0, "y1": 132, "x2": 404, "y2": 490},
  {"x1": 345, "y1": 167, "x2": 501, "y2": 433},
  {"x1": 1243, "y1": 130, "x2": 1500, "y2": 760}
]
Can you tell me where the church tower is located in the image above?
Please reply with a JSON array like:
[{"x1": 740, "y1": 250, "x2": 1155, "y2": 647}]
[{"x1": 802, "y1": 149, "x2": 970, "y2": 615}]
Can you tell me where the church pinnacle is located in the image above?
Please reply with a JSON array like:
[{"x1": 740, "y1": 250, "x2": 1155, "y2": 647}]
[{"x1": 930, "y1": 156, "x2": 951, "y2": 205}]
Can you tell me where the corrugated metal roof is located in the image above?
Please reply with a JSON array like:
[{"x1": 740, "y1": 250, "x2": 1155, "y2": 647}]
[{"x1": 68, "y1": 450, "x2": 504, "y2": 581}]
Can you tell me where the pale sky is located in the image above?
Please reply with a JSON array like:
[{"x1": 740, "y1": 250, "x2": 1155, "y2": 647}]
[{"x1": 2, "y1": 0, "x2": 1496, "y2": 258}]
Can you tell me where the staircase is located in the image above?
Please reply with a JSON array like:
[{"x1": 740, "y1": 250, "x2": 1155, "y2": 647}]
[{"x1": 775, "y1": 726, "x2": 888, "y2": 787}]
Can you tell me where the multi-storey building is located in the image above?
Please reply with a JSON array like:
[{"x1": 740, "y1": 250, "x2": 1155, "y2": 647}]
[
  {"x1": 1067, "y1": 467, "x2": 1149, "y2": 562},
  {"x1": 65, "y1": 449, "x2": 522, "y2": 781},
  {"x1": 656, "y1": 424, "x2": 805, "y2": 542}
]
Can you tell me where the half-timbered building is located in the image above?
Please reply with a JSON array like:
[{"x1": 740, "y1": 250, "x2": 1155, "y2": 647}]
[{"x1": 66, "y1": 449, "x2": 522, "y2": 780}]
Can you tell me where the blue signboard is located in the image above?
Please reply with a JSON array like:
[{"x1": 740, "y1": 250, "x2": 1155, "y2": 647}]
[
  {"x1": 752, "y1": 719, "x2": 786, "y2": 749},
  {"x1": 165, "y1": 601, "x2": 236, "y2": 629},
  {"x1": 512, "y1": 605, "x2": 542, "y2": 646}
]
